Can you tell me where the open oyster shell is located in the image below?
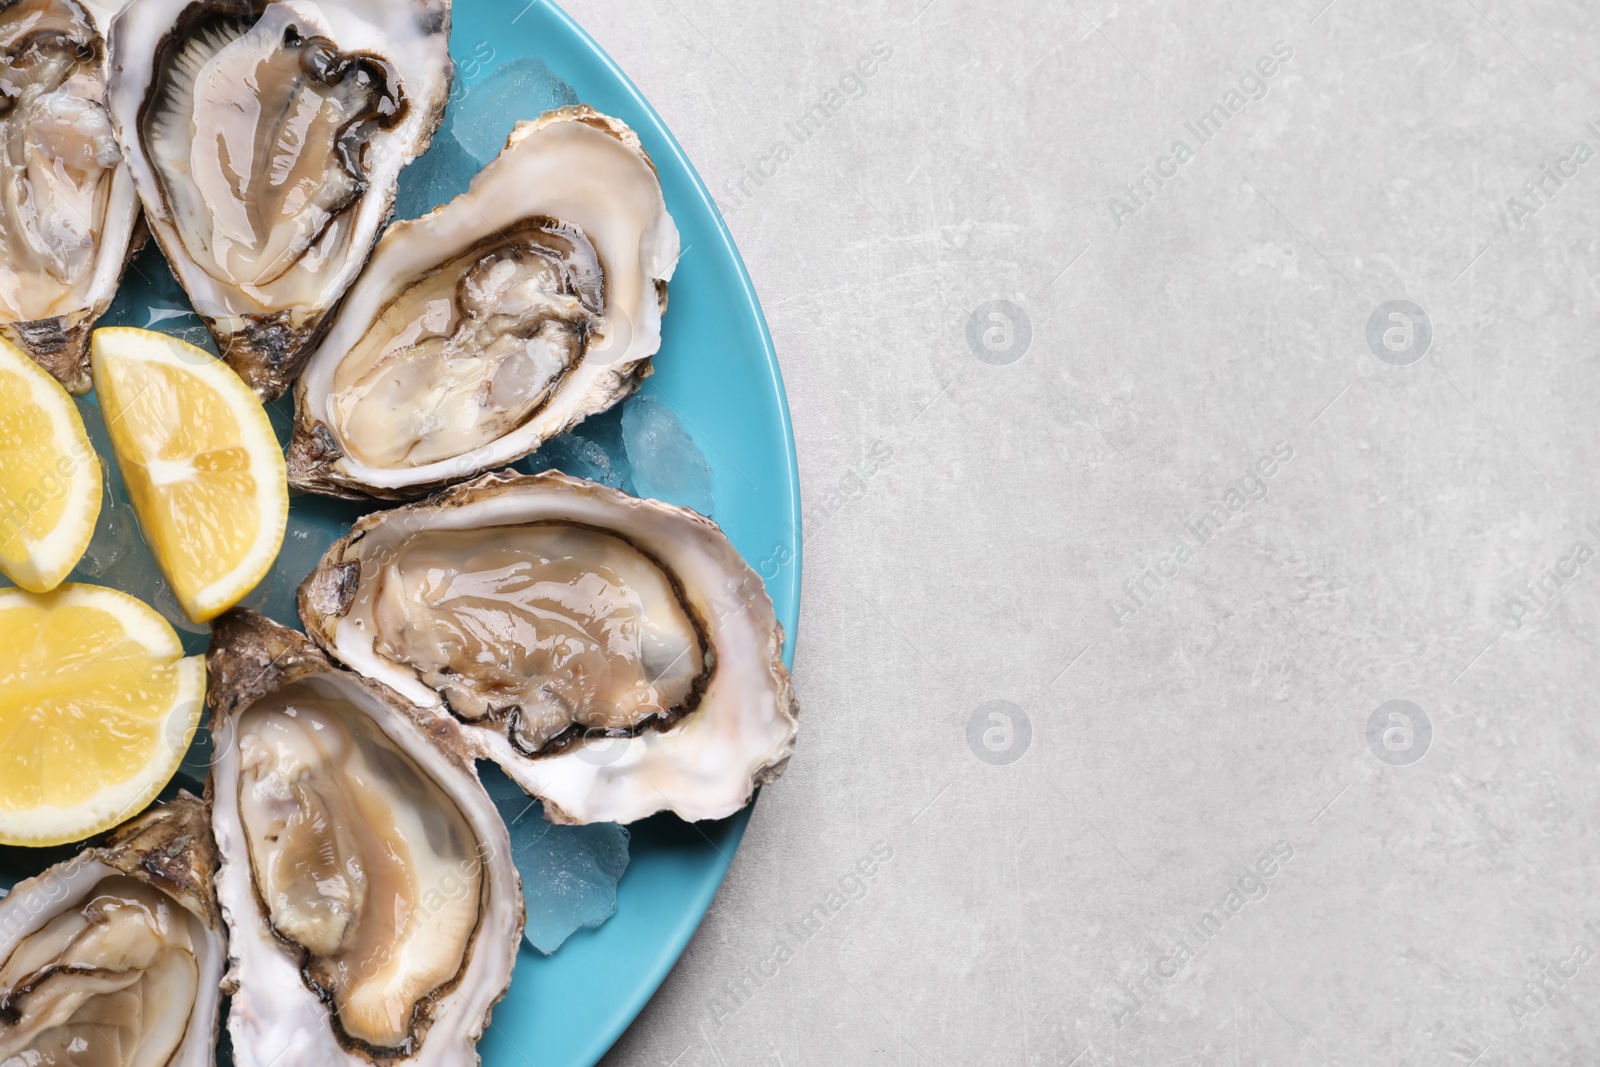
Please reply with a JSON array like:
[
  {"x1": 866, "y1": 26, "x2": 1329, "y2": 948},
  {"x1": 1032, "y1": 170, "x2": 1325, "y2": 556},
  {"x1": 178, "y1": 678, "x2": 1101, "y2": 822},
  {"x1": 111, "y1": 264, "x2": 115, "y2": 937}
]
[
  {"x1": 0, "y1": 0, "x2": 141, "y2": 393},
  {"x1": 206, "y1": 609, "x2": 522, "y2": 1065},
  {"x1": 104, "y1": 0, "x2": 454, "y2": 400},
  {"x1": 289, "y1": 106, "x2": 679, "y2": 500},
  {"x1": 299, "y1": 470, "x2": 798, "y2": 825},
  {"x1": 77, "y1": 0, "x2": 128, "y2": 23},
  {"x1": 0, "y1": 792, "x2": 225, "y2": 1065}
]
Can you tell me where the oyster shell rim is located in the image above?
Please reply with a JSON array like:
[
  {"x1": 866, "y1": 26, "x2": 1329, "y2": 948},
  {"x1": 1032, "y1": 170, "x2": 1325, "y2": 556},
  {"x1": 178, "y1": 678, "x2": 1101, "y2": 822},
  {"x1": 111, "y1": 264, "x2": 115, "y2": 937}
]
[
  {"x1": 297, "y1": 468, "x2": 800, "y2": 826},
  {"x1": 0, "y1": 0, "x2": 143, "y2": 395},
  {"x1": 0, "y1": 790, "x2": 226, "y2": 1066},
  {"x1": 103, "y1": 0, "x2": 456, "y2": 402},
  {"x1": 286, "y1": 105, "x2": 676, "y2": 501},
  {"x1": 205, "y1": 608, "x2": 525, "y2": 1066}
]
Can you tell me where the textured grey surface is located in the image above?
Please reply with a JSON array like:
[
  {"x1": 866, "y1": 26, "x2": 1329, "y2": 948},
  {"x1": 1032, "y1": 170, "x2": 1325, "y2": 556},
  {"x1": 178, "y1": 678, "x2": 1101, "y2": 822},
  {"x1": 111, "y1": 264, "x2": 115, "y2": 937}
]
[{"x1": 562, "y1": 1, "x2": 1600, "y2": 1064}]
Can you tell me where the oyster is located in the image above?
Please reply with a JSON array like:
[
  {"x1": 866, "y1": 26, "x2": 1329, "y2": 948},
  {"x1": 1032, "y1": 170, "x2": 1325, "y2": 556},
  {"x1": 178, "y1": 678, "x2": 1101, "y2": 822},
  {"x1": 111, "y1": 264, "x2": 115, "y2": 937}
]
[
  {"x1": 299, "y1": 471, "x2": 798, "y2": 825},
  {"x1": 77, "y1": 0, "x2": 127, "y2": 22},
  {"x1": 0, "y1": 792, "x2": 225, "y2": 1065},
  {"x1": 289, "y1": 106, "x2": 679, "y2": 500},
  {"x1": 104, "y1": 0, "x2": 453, "y2": 400},
  {"x1": 0, "y1": 0, "x2": 140, "y2": 393},
  {"x1": 206, "y1": 609, "x2": 521, "y2": 1065}
]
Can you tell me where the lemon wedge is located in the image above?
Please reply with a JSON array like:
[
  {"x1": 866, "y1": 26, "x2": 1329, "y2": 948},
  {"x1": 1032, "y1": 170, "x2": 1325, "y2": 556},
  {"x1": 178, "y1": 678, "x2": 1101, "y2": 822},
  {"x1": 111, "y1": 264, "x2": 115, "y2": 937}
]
[
  {"x1": 91, "y1": 327, "x2": 287, "y2": 622},
  {"x1": 0, "y1": 583, "x2": 205, "y2": 846},
  {"x1": 0, "y1": 336, "x2": 102, "y2": 592}
]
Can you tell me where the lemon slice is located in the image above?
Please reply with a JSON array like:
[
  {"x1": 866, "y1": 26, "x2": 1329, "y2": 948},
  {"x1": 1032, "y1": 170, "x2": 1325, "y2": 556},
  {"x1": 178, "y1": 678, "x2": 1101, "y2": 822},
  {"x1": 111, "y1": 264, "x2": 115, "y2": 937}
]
[
  {"x1": 92, "y1": 327, "x2": 287, "y2": 622},
  {"x1": 0, "y1": 583, "x2": 205, "y2": 846},
  {"x1": 0, "y1": 336, "x2": 102, "y2": 592}
]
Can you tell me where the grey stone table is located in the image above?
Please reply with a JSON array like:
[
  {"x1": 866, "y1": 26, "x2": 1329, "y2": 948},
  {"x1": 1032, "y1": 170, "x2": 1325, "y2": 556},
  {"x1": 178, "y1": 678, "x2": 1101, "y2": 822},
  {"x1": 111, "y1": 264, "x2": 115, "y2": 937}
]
[{"x1": 563, "y1": 1, "x2": 1600, "y2": 1063}]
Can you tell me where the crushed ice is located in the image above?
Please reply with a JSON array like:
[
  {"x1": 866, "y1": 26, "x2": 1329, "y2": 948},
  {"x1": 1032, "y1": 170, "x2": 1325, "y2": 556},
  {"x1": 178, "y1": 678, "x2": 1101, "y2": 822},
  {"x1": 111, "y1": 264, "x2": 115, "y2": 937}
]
[
  {"x1": 394, "y1": 56, "x2": 578, "y2": 220},
  {"x1": 482, "y1": 764, "x2": 630, "y2": 954},
  {"x1": 453, "y1": 57, "x2": 579, "y2": 164},
  {"x1": 622, "y1": 393, "x2": 715, "y2": 516}
]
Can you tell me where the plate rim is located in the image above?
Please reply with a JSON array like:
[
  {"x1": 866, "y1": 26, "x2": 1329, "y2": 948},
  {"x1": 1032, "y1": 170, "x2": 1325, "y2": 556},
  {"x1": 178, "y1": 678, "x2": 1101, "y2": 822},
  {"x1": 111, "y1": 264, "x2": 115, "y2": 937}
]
[{"x1": 533, "y1": 2, "x2": 803, "y2": 1062}]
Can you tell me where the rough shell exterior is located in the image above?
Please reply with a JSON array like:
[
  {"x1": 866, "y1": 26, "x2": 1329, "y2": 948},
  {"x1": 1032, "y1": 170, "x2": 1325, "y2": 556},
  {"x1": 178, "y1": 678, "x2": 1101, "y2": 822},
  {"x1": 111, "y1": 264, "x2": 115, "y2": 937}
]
[
  {"x1": 205, "y1": 608, "x2": 478, "y2": 773},
  {"x1": 93, "y1": 788, "x2": 221, "y2": 930},
  {"x1": 0, "y1": 791, "x2": 226, "y2": 1066}
]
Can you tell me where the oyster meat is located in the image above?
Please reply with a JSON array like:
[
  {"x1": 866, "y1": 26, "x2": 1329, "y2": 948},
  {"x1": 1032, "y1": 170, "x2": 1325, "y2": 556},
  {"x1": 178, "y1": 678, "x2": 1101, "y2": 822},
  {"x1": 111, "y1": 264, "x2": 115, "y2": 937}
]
[
  {"x1": 290, "y1": 106, "x2": 679, "y2": 499},
  {"x1": 104, "y1": 0, "x2": 453, "y2": 400},
  {"x1": 0, "y1": 0, "x2": 139, "y2": 393},
  {"x1": 0, "y1": 792, "x2": 225, "y2": 1065},
  {"x1": 206, "y1": 609, "x2": 521, "y2": 1066},
  {"x1": 299, "y1": 471, "x2": 798, "y2": 825}
]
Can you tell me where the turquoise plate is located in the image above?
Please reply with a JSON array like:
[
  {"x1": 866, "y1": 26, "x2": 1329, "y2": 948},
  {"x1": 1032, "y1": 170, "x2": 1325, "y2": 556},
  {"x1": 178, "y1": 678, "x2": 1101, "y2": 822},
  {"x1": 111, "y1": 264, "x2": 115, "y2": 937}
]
[
  {"x1": 0, "y1": 2, "x2": 800, "y2": 1065},
  {"x1": 447, "y1": 6, "x2": 801, "y2": 1061}
]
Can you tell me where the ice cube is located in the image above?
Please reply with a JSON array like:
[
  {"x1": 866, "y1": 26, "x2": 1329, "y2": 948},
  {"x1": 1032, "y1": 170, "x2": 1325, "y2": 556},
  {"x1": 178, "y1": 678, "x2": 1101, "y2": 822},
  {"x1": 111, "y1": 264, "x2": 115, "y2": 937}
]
[
  {"x1": 481, "y1": 765, "x2": 630, "y2": 954},
  {"x1": 522, "y1": 433, "x2": 624, "y2": 488},
  {"x1": 452, "y1": 57, "x2": 579, "y2": 166},
  {"x1": 519, "y1": 405, "x2": 638, "y2": 493},
  {"x1": 577, "y1": 405, "x2": 637, "y2": 494},
  {"x1": 393, "y1": 56, "x2": 577, "y2": 221},
  {"x1": 621, "y1": 393, "x2": 715, "y2": 515},
  {"x1": 392, "y1": 127, "x2": 481, "y2": 221}
]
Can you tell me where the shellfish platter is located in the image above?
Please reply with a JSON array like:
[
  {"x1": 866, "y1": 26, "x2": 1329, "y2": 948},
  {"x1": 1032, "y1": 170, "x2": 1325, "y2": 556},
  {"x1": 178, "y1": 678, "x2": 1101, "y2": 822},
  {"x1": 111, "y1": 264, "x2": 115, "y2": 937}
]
[{"x1": 0, "y1": 1, "x2": 801, "y2": 1065}]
